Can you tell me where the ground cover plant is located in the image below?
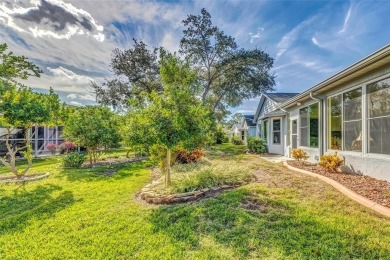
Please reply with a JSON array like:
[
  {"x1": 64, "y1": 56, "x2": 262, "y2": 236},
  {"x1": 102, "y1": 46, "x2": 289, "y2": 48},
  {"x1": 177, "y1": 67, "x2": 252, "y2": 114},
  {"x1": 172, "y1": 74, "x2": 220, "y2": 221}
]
[
  {"x1": 150, "y1": 159, "x2": 254, "y2": 194},
  {"x1": 0, "y1": 145, "x2": 389, "y2": 259}
]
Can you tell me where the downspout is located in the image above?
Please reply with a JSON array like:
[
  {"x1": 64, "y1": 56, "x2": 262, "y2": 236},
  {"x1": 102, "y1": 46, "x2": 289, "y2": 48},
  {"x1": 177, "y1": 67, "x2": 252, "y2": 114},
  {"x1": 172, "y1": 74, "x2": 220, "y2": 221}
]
[{"x1": 309, "y1": 92, "x2": 324, "y2": 158}]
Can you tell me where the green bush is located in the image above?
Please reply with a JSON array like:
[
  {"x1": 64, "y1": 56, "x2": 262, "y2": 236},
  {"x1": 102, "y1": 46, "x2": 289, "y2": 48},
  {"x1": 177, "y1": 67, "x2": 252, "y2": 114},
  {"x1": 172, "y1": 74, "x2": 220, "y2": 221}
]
[
  {"x1": 247, "y1": 137, "x2": 266, "y2": 154},
  {"x1": 63, "y1": 153, "x2": 86, "y2": 168},
  {"x1": 231, "y1": 136, "x2": 243, "y2": 145},
  {"x1": 213, "y1": 128, "x2": 229, "y2": 144}
]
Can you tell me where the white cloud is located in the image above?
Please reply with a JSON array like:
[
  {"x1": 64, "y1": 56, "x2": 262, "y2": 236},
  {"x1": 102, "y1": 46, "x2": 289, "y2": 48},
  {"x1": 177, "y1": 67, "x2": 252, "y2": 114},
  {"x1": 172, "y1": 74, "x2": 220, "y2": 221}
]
[
  {"x1": 69, "y1": 101, "x2": 82, "y2": 106},
  {"x1": 20, "y1": 66, "x2": 102, "y2": 95},
  {"x1": 249, "y1": 28, "x2": 264, "y2": 43},
  {"x1": 0, "y1": 0, "x2": 104, "y2": 41},
  {"x1": 67, "y1": 93, "x2": 77, "y2": 99},
  {"x1": 276, "y1": 15, "x2": 318, "y2": 59},
  {"x1": 339, "y1": 3, "x2": 352, "y2": 34}
]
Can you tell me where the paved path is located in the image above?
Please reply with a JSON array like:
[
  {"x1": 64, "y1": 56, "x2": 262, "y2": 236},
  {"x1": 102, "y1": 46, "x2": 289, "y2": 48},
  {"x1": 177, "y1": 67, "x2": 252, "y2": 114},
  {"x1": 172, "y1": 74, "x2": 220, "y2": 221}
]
[{"x1": 259, "y1": 155, "x2": 289, "y2": 163}]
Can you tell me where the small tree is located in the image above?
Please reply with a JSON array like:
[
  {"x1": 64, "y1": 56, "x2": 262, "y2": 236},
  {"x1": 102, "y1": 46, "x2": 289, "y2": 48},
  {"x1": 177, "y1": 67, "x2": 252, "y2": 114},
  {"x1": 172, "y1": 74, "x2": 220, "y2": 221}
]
[
  {"x1": 63, "y1": 106, "x2": 122, "y2": 166},
  {"x1": 124, "y1": 52, "x2": 211, "y2": 186},
  {"x1": 0, "y1": 82, "x2": 61, "y2": 178}
]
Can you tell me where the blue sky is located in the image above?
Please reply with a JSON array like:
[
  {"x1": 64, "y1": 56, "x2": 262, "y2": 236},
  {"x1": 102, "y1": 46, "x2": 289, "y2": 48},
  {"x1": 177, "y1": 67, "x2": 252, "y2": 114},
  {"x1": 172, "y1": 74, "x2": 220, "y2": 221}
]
[{"x1": 1, "y1": 0, "x2": 389, "y2": 114}]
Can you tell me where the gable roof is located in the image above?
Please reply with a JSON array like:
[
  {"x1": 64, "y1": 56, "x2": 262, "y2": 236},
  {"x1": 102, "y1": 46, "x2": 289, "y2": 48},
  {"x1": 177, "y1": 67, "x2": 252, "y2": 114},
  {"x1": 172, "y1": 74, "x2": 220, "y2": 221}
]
[
  {"x1": 243, "y1": 115, "x2": 256, "y2": 127},
  {"x1": 254, "y1": 92, "x2": 299, "y2": 122},
  {"x1": 264, "y1": 93, "x2": 299, "y2": 103},
  {"x1": 231, "y1": 124, "x2": 244, "y2": 131}
]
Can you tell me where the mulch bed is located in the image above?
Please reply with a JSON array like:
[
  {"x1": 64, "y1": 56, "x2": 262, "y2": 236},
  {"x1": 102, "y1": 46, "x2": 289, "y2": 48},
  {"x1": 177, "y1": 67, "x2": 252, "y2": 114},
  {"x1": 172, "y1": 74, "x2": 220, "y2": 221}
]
[
  {"x1": 287, "y1": 160, "x2": 390, "y2": 208},
  {"x1": 82, "y1": 156, "x2": 147, "y2": 168},
  {"x1": 0, "y1": 173, "x2": 50, "y2": 183}
]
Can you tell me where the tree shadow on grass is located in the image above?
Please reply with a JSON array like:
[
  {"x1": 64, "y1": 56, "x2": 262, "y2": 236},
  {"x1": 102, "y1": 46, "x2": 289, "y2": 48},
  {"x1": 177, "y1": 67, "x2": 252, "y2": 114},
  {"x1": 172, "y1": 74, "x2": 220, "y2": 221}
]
[
  {"x1": 150, "y1": 188, "x2": 390, "y2": 259},
  {"x1": 57, "y1": 161, "x2": 151, "y2": 182},
  {"x1": 0, "y1": 184, "x2": 80, "y2": 235}
]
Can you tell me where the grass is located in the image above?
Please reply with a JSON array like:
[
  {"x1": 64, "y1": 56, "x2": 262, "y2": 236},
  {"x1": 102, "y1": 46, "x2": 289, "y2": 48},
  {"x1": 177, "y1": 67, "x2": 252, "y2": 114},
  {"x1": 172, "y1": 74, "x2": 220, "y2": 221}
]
[{"x1": 0, "y1": 145, "x2": 389, "y2": 259}]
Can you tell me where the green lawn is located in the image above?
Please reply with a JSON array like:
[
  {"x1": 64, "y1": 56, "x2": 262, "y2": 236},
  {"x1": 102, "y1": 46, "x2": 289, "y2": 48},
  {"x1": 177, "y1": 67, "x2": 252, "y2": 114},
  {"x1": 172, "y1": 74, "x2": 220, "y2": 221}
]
[{"x1": 0, "y1": 145, "x2": 389, "y2": 259}]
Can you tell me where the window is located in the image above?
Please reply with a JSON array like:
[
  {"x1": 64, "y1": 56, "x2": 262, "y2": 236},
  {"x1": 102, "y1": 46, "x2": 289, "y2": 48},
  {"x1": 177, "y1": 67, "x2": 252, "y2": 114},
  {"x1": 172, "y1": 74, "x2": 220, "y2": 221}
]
[
  {"x1": 291, "y1": 119, "x2": 298, "y2": 149},
  {"x1": 241, "y1": 130, "x2": 245, "y2": 141},
  {"x1": 328, "y1": 95, "x2": 342, "y2": 150},
  {"x1": 367, "y1": 77, "x2": 390, "y2": 155},
  {"x1": 300, "y1": 103, "x2": 319, "y2": 147},
  {"x1": 343, "y1": 88, "x2": 362, "y2": 151},
  {"x1": 299, "y1": 107, "x2": 308, "y2": 146},
  {"x1": 263, "y1": 120, "x2": 268, "y2": 143},
  {"x1": 272, "y1": 119, "x2": 281, "y2": 144}
]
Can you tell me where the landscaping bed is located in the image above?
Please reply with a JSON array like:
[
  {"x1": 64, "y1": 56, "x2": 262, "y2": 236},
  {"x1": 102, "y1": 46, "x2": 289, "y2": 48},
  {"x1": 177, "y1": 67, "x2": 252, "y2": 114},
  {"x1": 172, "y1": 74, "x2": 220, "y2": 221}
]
[
  {"x1": 287, "y1": 160, "x2": 390, "y2": 208},
  {"x1": 81, "y1": 156, "x2": 147, "y2": 168},
  {"x1": 0, "y1": 173, "x2": 50, "y2": 183},
  {"x1": 139, "y1": 158, "x2": 255, "y2": 204}
]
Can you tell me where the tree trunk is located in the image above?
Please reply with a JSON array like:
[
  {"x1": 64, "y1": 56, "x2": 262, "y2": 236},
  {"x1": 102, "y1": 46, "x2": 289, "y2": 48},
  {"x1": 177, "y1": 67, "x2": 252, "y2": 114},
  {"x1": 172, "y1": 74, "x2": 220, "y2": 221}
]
[
  {"x1": 165, "y1": 148, "x2": 171, "y2": 187},
  {"x1": 88, "y1": 149, "x2": 93, "y2": 166}
]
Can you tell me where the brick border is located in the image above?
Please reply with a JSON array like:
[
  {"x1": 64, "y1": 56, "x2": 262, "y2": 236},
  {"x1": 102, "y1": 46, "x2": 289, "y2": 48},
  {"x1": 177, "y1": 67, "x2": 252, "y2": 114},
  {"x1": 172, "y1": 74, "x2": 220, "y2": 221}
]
[{"x1": 283, "y1": 161, "x2": 390, "y2": 218}]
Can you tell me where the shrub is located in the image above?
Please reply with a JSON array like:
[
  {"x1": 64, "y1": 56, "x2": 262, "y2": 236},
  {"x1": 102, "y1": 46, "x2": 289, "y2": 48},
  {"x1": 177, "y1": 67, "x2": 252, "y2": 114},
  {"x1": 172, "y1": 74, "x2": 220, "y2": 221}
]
[
  {"x1": 176, "y1": 148, "x2": 205, "y2": 164},
  {"x1": 291, "y1": 148, "x2": 309, "y2": 164},
  {"x1": 63, "y1": 152, "x2": 86, "y2": 168},
  {"x1": 247, "y1": 137, "x2": 266, "y2": 154},
  {"x1": 231, "y1": 136, "x2": 243, "y2": 145},
  {"x1": 319, "y1": 153, "x2": 344, "y2": 173},
  {"x1": 213, "y1": 128, "x2": 229, "y2": 144},
  {"x1": 46, "y1": 143, "x2": 57, "y2": 155},
  {"x1": 59, "y1": 141, "x2": 75, "y2": 154}
]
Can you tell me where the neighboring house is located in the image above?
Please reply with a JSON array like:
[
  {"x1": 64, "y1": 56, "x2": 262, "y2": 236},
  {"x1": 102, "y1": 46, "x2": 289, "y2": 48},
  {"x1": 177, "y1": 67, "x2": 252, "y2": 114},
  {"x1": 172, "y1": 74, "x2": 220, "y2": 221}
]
[
  {"x1": 0, "y1": 126, "x2": 65, "y2": 157},
  {"x1": 229, "y1": 123, "x2": 246, "y2": 143},
  {"x1": 243, "y1": 115, "x2": 257, "y2": 138},
  {"x1": 253, "y1": 43, "x2": 390, "y2": 182},
  {"x1": 253, "y1": 93, "x2": 298, "y2": 154}
]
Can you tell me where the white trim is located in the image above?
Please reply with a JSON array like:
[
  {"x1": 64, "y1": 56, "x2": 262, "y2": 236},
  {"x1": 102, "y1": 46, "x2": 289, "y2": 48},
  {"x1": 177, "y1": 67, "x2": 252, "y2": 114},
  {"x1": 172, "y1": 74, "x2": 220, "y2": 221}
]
[{"x1": 271, "y1": 117, "x2": 282, "y2": 145}]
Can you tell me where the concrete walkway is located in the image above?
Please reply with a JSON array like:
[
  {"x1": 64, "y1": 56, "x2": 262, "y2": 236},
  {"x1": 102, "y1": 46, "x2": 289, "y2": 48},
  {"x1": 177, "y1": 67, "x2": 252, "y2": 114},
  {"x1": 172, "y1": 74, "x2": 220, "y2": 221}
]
[{"x1": 259, "y1": 155, "x2": 289, "y2": 163}]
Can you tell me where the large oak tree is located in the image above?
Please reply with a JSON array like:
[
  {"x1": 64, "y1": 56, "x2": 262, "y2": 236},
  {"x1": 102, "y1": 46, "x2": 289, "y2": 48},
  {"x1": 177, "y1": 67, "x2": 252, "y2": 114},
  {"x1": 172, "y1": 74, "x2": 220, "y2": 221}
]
[{"x1": 93, "y1": 9, "x2": 275, "y2": 118}]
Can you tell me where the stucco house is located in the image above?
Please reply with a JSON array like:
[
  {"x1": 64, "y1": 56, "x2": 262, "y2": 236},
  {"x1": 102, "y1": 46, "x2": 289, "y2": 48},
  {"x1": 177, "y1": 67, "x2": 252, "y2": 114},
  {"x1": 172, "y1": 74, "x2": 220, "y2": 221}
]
[
  {"x1": 253, "y1": 93, "x2": 298, "y2": 154},
  {"x1": 243, "y1": 115, "x2": 257, "y2": 138},
  {"x1": 253, "y1": 43, "x2": 390, "y2": 182},
  {"x1": 229, "y1": 123, "x2": 246, "y2": 142}
]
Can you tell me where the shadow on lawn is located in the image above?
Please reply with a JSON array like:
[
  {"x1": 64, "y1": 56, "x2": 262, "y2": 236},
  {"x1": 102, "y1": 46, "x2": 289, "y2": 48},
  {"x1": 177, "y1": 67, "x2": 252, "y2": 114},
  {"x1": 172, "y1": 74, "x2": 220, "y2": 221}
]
[
  {"x1": 0, "y1": 184, "x2": 79, "y2": 235},
  {"x1": 57, "y1": 161, "x2": 151, "y2": 182},
  {"x1": 150, "y1": 187, "x2": 389, "y2": 259}
]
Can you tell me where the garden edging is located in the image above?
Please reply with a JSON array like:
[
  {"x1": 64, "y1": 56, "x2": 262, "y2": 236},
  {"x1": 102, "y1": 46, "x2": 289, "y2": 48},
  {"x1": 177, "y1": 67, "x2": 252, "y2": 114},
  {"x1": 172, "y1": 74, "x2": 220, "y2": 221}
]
[
  {"x1": 283, "y1": 161, "x2": 390, "y2": 218},
  {"x1": 0, "y1": 173, "x2": 50, "y2": 183}
]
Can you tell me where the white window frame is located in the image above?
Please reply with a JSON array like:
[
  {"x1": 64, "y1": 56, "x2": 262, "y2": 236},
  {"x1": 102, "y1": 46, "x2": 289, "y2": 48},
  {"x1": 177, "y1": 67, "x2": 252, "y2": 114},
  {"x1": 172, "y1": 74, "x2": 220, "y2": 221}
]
[
  {"x1": 327, "y1": 85, "x2": 363, "y2": 153},
  {"x1": 272, "y1": 118, "x2": 282, "y2": 145}
]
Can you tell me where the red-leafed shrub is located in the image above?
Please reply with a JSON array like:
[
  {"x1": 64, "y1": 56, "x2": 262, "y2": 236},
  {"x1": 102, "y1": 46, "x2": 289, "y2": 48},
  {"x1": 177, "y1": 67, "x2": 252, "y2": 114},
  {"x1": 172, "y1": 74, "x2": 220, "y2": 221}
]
[
  {"x1": 46, "y1": 143, "x2": 57, "y2": 155},
  {"x1": 59, "y1": 141, "x2": 76, "y2": 154},
  {"x1": 176, "y1": 148, "x2": 205, "y2": 164}
]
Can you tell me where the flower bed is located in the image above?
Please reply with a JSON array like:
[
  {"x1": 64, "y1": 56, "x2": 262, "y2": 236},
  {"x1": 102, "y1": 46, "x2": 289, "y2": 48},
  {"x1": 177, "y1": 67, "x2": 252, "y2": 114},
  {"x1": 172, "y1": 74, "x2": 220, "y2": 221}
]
[{"x1": 287, "y1": 160, "x2": 390, "y2": 208}]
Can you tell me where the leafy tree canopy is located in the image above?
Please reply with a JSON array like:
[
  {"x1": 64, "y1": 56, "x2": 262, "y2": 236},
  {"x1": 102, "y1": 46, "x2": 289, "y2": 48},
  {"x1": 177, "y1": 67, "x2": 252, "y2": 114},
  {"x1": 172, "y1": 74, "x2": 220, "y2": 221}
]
[
  {"x1": 63, "y1": 106, "x2": 122, "y2": 165},
  {"x1": 93, "y1": 9, "x2": 275, "y2": 119},
  {"x1": 123, "y1": 52, "x2": 212, "y2": 186},
  {"x1": 0, "y1": 43, "x2": 42, "y2": 81}
]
